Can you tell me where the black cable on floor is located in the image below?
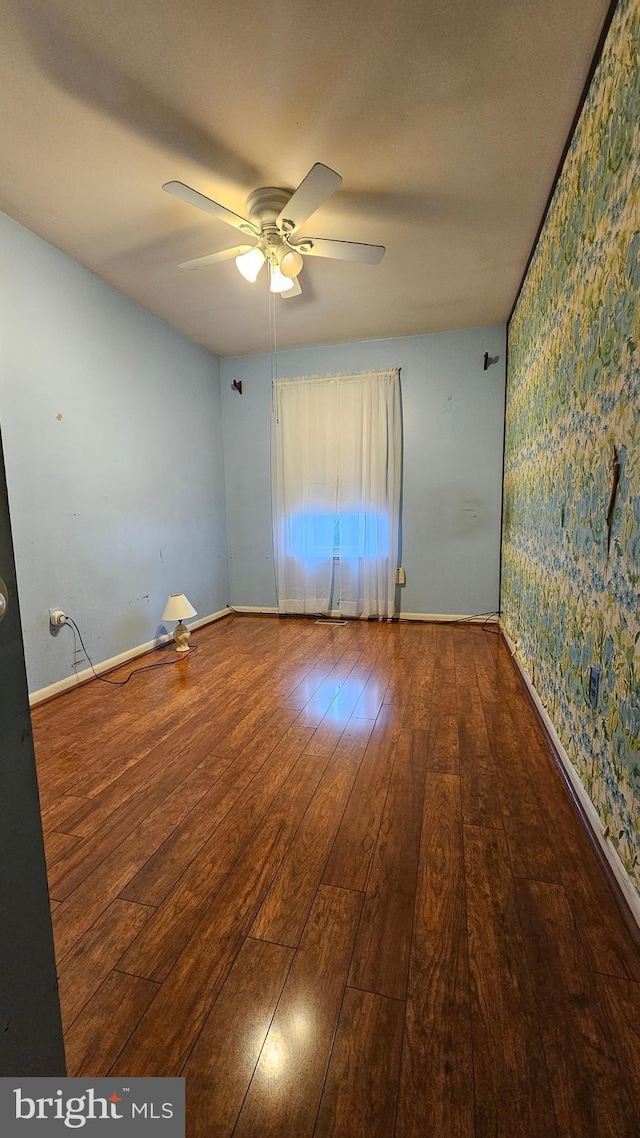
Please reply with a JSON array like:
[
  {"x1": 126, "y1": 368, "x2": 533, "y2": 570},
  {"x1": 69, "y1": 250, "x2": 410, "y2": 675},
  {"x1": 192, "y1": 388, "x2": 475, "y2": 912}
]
[{"x1": 64, "y1": 616, "x2": 198, "y2": 687}]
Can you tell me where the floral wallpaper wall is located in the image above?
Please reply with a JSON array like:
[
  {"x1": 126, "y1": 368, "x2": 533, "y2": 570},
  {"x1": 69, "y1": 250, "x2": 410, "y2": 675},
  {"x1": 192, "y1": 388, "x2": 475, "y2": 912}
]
[{"x1": 502, "y1": 0, "x2": 640, "y2": 892}]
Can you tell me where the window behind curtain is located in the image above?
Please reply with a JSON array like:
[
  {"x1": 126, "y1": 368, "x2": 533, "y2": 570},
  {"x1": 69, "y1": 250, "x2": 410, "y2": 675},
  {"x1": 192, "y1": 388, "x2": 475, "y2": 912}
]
[{"x1": 272, "y1": 369, "x2": 401, "y2": 618}]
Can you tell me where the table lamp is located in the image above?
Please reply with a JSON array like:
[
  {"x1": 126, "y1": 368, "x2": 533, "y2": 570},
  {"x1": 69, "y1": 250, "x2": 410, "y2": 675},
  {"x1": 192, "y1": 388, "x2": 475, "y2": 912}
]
[{"x1": 162, "y1": 593, "x2": 197, "y2": 653}]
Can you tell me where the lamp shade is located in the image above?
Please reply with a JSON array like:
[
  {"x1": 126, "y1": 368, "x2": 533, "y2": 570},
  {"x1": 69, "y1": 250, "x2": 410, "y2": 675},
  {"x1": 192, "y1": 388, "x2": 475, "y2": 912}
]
[
  {"x1": 278, "y1": 246, "x2": 304, "y2": 278},
  {"x1": 269, "y1": 262, "x2": 296, "y2": 294},
  {"x1": 236, "y1": 247, "x2": 266, "y2": 282},
  {"x1": 162, "y1": 593, "x2": 197, "y2": 621}
]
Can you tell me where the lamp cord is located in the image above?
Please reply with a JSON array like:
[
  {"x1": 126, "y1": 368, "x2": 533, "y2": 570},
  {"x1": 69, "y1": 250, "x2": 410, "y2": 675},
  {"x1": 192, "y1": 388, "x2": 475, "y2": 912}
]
[{"x1": 63, "y1": 616, "x2": 198, "y2": 687}]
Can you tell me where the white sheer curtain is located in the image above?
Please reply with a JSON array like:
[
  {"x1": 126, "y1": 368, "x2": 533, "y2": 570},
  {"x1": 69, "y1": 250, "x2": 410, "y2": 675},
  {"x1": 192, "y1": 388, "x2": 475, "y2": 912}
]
[{"x1": 272, "y1": 368, "x2": 401, "y2": 618}]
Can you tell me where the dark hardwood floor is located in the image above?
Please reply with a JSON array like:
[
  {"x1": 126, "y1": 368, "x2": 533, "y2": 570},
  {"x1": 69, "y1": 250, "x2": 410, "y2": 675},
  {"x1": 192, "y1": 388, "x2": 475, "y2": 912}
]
[{"x1": 32, "y1": 615, "x2": 640, "y2": 1136}]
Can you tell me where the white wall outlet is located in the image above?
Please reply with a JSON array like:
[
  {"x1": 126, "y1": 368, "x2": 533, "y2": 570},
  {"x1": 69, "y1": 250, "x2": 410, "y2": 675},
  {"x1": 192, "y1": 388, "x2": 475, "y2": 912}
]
[
  {"x1": 396, "y1": 567, "x2": 406, "y2": 585},
  {"x1": 49, "y1": 609, "x2": 66, "y2": 627}
]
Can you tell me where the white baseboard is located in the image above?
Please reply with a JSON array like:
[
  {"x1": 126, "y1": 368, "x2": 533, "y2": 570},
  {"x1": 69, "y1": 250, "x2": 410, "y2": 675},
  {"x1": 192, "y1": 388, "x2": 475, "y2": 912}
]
[
  {"x1": 229, "y1": 607, "x2": 360, "y2": 619},
  {"x1": 501, "y1": 625, "x2": 640, "y2": 927},
  {"x1": 228, "y1": 608, "x2": 500, "y2": 624},
  {"x1": 229, "y1": 605, "x2": 280, "y2": 615},
  {"x1": 29, "y1": 607, "x2": 232, "y2": 707},
  {"x1": 400, "y1": 612, "x2": 499, "y2": 623}
]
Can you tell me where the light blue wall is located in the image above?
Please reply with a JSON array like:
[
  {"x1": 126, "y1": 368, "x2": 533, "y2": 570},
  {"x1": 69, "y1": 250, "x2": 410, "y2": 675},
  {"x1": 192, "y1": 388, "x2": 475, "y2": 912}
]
[
  {"x1": 221, "y1": 326, "x2": 506, "y2": 616},
  {"x1": 0, "y1": 207, "x2": 505, "y2": 690},
  {"x1": 0, "y1": 212, "x2": 229, "y2": 693}
]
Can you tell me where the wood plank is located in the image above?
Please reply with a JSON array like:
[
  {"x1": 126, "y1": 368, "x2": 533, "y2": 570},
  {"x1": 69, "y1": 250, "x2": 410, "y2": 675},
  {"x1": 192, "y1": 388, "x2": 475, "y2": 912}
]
[
  {"x1": 242, "y1": 638, "x2": 334, "y2": 698},
  {"x1": 424, "y1": 626, "x2": 458, "y2": 771},
  {"x1": 427, "y1": 707, "x2": 459, "y2": 772},
  {"x1": 501, "y1": 660, "x2": 640, "y2": 981},
  {"x1": 65, "y1": 970, "x2": 159, "y2": 1076},
  {"x1": 185, "y1": 938, "x2": 294, "y2": 1138},
  {"x1": 313, "y1": 987, "x2": 404, "y2": 1138},
  {"x1": 355, "y1": 624, "x2": 390, "y2": 668},
  {"x1": 299, "y1": 710, "x2": 376, "y2": 765},
  {"x1": 472, "y1": 627, "x2": 502, "y2": 706},
  {"x1": 348, "y1": 727, "x2": 426, "y2": 1000},
  {"x1": 464, "y1": 824, "x2": 557, "y2": 1137},
  {"x1": 283, "y1": 656, "x2": 350, "y2": 712},
  {"x1": 40, "y1": 673, "x2": 241, "y2": 802},
  {"x1": 303, "y1": 724, "x2": 345, "y2": 758},
  {"x1": 488, "y1": 704, "x2": 560, "y2": 881},
  {"x1": 119, "y1": 767, "x2": 257, "y2": 908},
  {"x1": 458, "y1": 721, "x2": 501, "y2": 829},
  {"x1": 212, "y1": 702, "x2": 298, "y2": 760},
  {"x1": 296, "y1": 652, "x2": 364, "y2": 726},
  {"x1": 120, "y1": 707, "x2": 299, "y2": 906},
  {"x1": 541, "y1": 777, "x2": 640, "y2": 980},
  {"x1": 251, "y1": 736, "x2": 364, "y2": 946},
  {"x1": 382, "y1": 656, "x2": 414, "y2": 707},
  {"x1": 57, "y1": 898, "x2": 153, "y2": 1031},
  {"x1": 435, "y1": 623, "x2": 456, "y2": 676},
  {"x1": 596, "y1": 974, "x2": 640, "y2": 1106},
  {"x1": 43, "y1": 829, "x2": 81, "y2": 869},
  {"x1": 351, "y1": 669, "x2": 388, "y2": 720},
  {"x1": 51, "y1": 759, "x2": 222, "y2": 958},
  {"x1": 40, "y1": 794, "x2": 90, "y2": 832},
  {"x1": 48, "y1": 749, "x2": 222, "y2": 899},
  {"x1": 455, "y1": 631, "x2": 503, "y2": 828},
  {"x1": 516, "y1": 878, "x2": 637, "y2": 1136},
  {"x1": 117, "y1": 725, "x2": 316, "y2": 982},
  {"x1": 338, "y1": 715, "x2": 376, "y2": 748},
  {"x1": 401, "y1": 631, "x2": 435, "y2": 730},
  {"x1": 318, "y1": 665, "x2": 373, "y2": 726},
  {"x1": 112, "y1": 747, "x2": 334, "y2": 1075},
  {"x1": 395, "y1": 771, "x2": 474, "y2": 1138},
  {"x1": 58, "y1": 718, "x2": 227, "y2": 839},
  {"x1": 77, "y1": 685, "x2": 254, "y2": 800},
  {"x1": 233, "y1": 885, "x2": 362, "y2": 1138},
  {"x1": 322, "y1": 704, "x2": 402, "y2": 892},
  {"x1": 395, "y1": 621, "x2": 426, "y2": 660}
]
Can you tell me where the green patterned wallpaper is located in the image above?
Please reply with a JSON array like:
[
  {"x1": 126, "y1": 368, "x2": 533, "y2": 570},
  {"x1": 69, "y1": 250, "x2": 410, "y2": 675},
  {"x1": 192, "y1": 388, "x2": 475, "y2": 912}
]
[{"x1": 502, "y1": 0, "x2": 640, "y2": 891}]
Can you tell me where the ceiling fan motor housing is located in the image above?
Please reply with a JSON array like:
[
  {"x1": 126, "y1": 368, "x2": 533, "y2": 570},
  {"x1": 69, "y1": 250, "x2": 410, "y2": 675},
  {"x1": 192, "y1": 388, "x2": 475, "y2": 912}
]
[
  {"x1": 246, "y1": 187, "x2": 293, "y2": 227},
  {"x1": 246, "y1": 187, "x2": 306, "y2": 260}
]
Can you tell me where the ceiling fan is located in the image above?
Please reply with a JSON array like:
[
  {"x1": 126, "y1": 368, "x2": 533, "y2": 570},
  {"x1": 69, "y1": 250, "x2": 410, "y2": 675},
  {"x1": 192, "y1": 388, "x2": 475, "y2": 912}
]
[{"x1": 163, "y1": 163, "x2": 385, "y2": 298}]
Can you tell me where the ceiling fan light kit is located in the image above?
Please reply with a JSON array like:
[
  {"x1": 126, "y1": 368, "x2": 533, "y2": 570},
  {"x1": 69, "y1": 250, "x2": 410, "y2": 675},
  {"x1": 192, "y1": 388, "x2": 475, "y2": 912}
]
[{"x1": 163, "y1": 163, "x2": 385, "y2": 300}]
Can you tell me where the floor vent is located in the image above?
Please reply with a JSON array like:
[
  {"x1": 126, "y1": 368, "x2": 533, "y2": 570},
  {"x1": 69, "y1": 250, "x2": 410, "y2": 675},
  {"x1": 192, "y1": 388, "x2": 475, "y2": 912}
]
[{"x1": 314, "y1": 619, "x2": 348, "y2": 626}]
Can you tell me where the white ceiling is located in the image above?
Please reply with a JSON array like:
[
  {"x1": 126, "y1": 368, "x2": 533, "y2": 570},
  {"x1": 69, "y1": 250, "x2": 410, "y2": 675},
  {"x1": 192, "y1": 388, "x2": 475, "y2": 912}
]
[{"x1": 0, "y1": 0, "x2": 610, "y2": 356}]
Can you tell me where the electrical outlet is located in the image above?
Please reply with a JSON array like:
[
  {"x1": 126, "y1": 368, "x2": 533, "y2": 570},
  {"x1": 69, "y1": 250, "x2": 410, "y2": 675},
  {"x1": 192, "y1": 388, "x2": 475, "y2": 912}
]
[
  {"x1": 589, "y1": 665, "x2": 601, "y2": 708},
  {"x1": 49, "y1": 609, "x2": 66, "y2": 627},
  {"x1": 396, "y1": 567, "x2": 406, "y2": 585}
]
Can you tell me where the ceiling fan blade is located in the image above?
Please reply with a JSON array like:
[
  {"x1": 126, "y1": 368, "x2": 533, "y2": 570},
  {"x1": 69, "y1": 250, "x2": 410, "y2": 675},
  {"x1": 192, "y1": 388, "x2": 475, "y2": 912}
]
[
  {"x1": 163, "y1": 181, "x2": 259, "y2": 236},
  {"x1": 276, "y1": 164, "x2": 342, "y2": 233},
  {"x1": 299, "y1": 237, "x2": 385, "y2": 264},
  {"x1": 178, "y1": 244, "x2": 255, "y2": 270},
  {"x1": 280, "y1": 276, "x2": 302, "y2": 298}
]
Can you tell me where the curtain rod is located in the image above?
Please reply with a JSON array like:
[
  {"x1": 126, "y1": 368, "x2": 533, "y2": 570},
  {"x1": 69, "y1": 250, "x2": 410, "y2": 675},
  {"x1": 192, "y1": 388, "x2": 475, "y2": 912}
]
[{"x1": 272, "y1": 367, "x2": 400, "y2": 386}]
